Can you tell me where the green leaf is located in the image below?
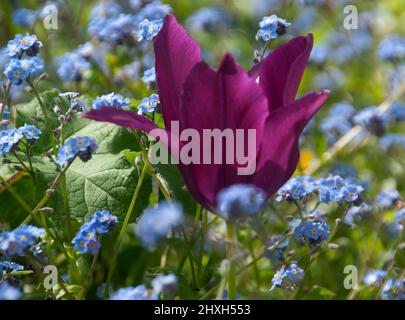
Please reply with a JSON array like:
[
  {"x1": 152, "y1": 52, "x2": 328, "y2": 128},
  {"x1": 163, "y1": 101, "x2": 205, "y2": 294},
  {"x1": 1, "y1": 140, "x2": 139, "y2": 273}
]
[
  {"x1": 14, "y1": 89, "x2": 61, "y2": 154},
  {"x1": 302, "y1": 286, "x2": 336, "y2": 300},
  {"x1": 65, "y1": 153, "x2": 151, "y2": 223}
]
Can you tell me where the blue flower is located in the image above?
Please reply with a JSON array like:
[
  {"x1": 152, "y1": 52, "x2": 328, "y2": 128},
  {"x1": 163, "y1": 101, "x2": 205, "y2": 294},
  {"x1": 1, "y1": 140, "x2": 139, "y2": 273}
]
[
  {"x1": 136, "y1": 201, "x2": 184, "y2": 249},
  {"x1": 375, "y1": 189, "x2": 402, "y2": 209},
  {"x1": 379, "y1": 278, "x2": 405, "y2": 300},
  {"x1": 136, "y1": 1, "x2": 171, "y2": 21},
  {"x1": 5, "y1": 34, "x2": 42, "y2": 58},
  {"x1": 0, "y1": 283, "x2": 21, "y2": 300},
  {"x1": 0, "y1": 260, "x2": 24, "y2": 273},
  {"x1": 276, "y1": 176, "x2": 315, "y2": 202},
  {"x1": 0, "y1": 225, "x2": 45, "y2": 257},
  {"x1": 266, "y1": 235, "x2": 289, "y2": 262},
  {"x1": 88, "y1": 210, "x2": 118, "y2": 234},
  {"x1": 271, "y1": 263, "x2": 304, "y2": 291},
  {"x1": 20, "y1": 56, "x2": 45, "y2": 78},
  {"x1": 19, "y1": 124, "x2": 41, "y2": 140},
  {"x1": 88, "y1": 13, "x2": 137, "y2": 45},
  {"x1": 151, "y1": 274, "x2": 177, "y2": 298},
  {"x1": 186, "y1": 7, "x2": 229, "y2": 33},
  {"x1": 142, "y1": 67, "x2": 156, "y2": 85},
  {"x1": 13, "y1": 8, "x2": 38, "y2": 27},
  {"x1": 217, "y1": 184, "x2": 267, "y2": 220},
  {"x1": 57, "y1": 52, "x2": 90, "y2": 82},
  {"x1": 109, "y1": 285, "x2": 150, "y2": 300},
  {"x1": 353, "y1": 106, "x2": 389, "y2": 137},
  {"x1": 380, "y1": 134, "x2": 405, "y2": 151},
  {"x1": 72, "y1": 210, "x2": 118, "y2": 255},
  {"x1": 389, "y1": 103, "x2": 405, "y2": 122},
  {"x1": 294, "y1": 220, "x2": 330, "y2": 246},
  {"x1": 341, "y1": 184, "x2": 363, "y2": 203},
  {"x1": 0, "y1": 128, "x2": 22, "y2": 156},
  {"x1": 137, "y1": 19, "x2": 163, "y2": 41},
  {"x1": 137, "y1": 94, "x2": 160, "y2": 115},
  {"x1": 89, "y1": 0, "x2": 122, "y2": 20},
  {"x1": 363, "y1": 270, "x2": 387, "y2": 286},
  {"x1": 377, "y1": 35, "x2": 405, "y2": 62},
  {"x1": 256, "y1": 15, "x2": 291, "y2": 42},
  {"x1": 109, "y1": 273, "x2": 177, "y2": 300},
  {"x1": 310, "y1": 45, "x2": 329, "y2": 65},
  {"x1": 344, "y1": 203, "x2": 372, "y2": 225},
  {"x1": 55, "y1": 136, "x2": 97, "y2": 166},
  {"x1": 92, "y1": 93, "x2": 129, "y2": 109},
  {"x1": 4, "y1": 59, "x2": 28, "y2": 85}
]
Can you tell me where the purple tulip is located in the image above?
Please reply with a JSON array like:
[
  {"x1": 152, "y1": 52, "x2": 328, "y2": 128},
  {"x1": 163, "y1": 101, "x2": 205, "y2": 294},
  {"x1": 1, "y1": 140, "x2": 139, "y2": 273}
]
[{"x1": 84, "y1": 14, "x2": 328, "y2": 212}]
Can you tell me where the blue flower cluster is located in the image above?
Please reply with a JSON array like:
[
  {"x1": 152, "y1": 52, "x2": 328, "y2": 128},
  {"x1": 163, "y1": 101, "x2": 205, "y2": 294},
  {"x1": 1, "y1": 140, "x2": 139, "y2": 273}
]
[
  {"x1": 266, "y1": 235, "x2": 289, "y2": 263},
  {"x1": 277, "y1": 175, "x2": 365, "y2": 205},
  {"x1": 13, "y1": 8, "x2": 39, "y2": 27},
  {"x1": 380, "y1": 134, "x2": 405, "y2": 151},
  {"x1": 88, "y1": 1, "x2": 170, "y2": 45},
  {"x1": 363, "y1": 270, "x2": 387, "y2": 286},
  {"x1": 217, "y1": 184, "x2": 267, "y2": 220},
  {"x1": 353, "y1": 106, "x2": 389, "y2": 137},
  {"x1": 142, "y1": 67, "x2": 156, "y2": 86},
  {"x1": 320, "y1": 102, "x2": 355, "y2": 144},
  {"x1": 0, "y1": 260, "x2": 24, "y2": 274},
  {"x1": 377, "y1": 35, "x2": 405, "y2": 62},
  {"x1": 0, "y1": 283, "x2": 21, "y2": 300},
  {"x1": 137, "y1": 94, "x2": 160, "y2": 115},
  {"x1": 363, "y1": 269, "x2": 405, "y2": 300},
  {"x1": 0, "y1": 124, "x2": 41, "y2": 156},
  {"x1": 5, "y1": 34, "x2": 42, "y2": 58},
  {"x1": 109, "y1": 273, "x2": 177, "y2": 300},
  {"x1": 92, "y1": 93, "x2": 130, "y2": 109},
  {"x1": 0, "y1": 225, "x2": 45, "y2": 256},
  {"x1": 374, "y1": 189, "x2": 402, "y2": 209},
  {"x1": 293, "y1": 220, "x2": 330, "y2": 246},
  {"x1": 389, "y1": 103, "x2": 405, "y2": 122},
  {"x1": 311, "y1": 30, "x2": 372, "y2": 66},
  {"x1": 3, "y1": 33, "x2": 44, "y2": 86},
  {"x1": 344, "y1": 203, "x2": 372, "y2": 225},
  {"x1": 256, "y1": 15, "x2": 291, "y2": 41},
  {"x1": 57, "y1": 52, "x2": 91, "y2": 82},
  {"x1": 72, "y1": 210, "x2": 118, "y2": 255},
  {"x1": 271, "y1": 263, "x2": 304, "y2": 291},
  {"x1": 381, "y1": 278, "x2": 405, "y2": 300},
  {"x1": 4, "y1": 56, "x2": 44, "y2": 85},
  {"x1": 137, "y1": 19, "x2": 163, "y2": 41},
  {"x1": 136, "y1": 201, "x2": 184, "y2": 249},
  {"x1": 186, "y1": 7, "x2": 230, "y2": 33},
  {"x1": 55, "y1": 136, "x2": 97, "y2": 166}
]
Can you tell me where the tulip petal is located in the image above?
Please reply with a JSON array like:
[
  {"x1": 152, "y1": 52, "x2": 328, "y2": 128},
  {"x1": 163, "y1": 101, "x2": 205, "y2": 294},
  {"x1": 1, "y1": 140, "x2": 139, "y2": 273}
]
[
  {"x1": 154, "y1": 13, "x2": 202, "y2": 130},
  {"x1": 180, "y1": 53, "x2": 269, "y2": 205},
  {"x1": 254, "y1": 90, "x2": 329, "y2": 196},
  {"x1": 83, "y1": 107, "x2": 159, "y2": 133},
  {"x1": 252, "y1": 34, "x2": 314, "y2": 112}
]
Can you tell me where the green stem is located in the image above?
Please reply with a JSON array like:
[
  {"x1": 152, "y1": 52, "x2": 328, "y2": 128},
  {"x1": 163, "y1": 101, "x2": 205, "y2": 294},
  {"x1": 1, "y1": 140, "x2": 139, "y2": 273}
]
[
  {"x1": 226, "y1": 221, "x2": 237, "y2": 300},
  {"x1": 60, "y1": 175, "x2": 72, "y2": 239},
  {"x1": 26, "y1": 79, "x2": 58, "y2": 155},
  {"x1": 21, "y1": 156, "x2": 77, "y2": 225},
  {"x1": 77, "y1": 248, "x2": 100, "y2": 300},
  {"x1": 103, "y1": 163, "x2": 147, "y2": 298}
]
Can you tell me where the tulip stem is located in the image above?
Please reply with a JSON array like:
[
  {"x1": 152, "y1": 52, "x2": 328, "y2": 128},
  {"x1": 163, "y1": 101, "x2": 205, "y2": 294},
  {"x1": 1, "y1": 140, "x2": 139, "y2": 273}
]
[{"x1": 226, "y1": 221, "x2": 237, "y2": 300}]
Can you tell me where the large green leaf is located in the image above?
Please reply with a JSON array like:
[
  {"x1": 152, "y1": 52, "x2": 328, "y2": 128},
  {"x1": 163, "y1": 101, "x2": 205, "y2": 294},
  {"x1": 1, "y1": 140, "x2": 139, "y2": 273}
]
[
  {"x1": 65, "y1": 153, "x2": 151, "y2": 223},
  {"x1": 6, "y1": 91, "x2": 151, "y2": 224}
]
